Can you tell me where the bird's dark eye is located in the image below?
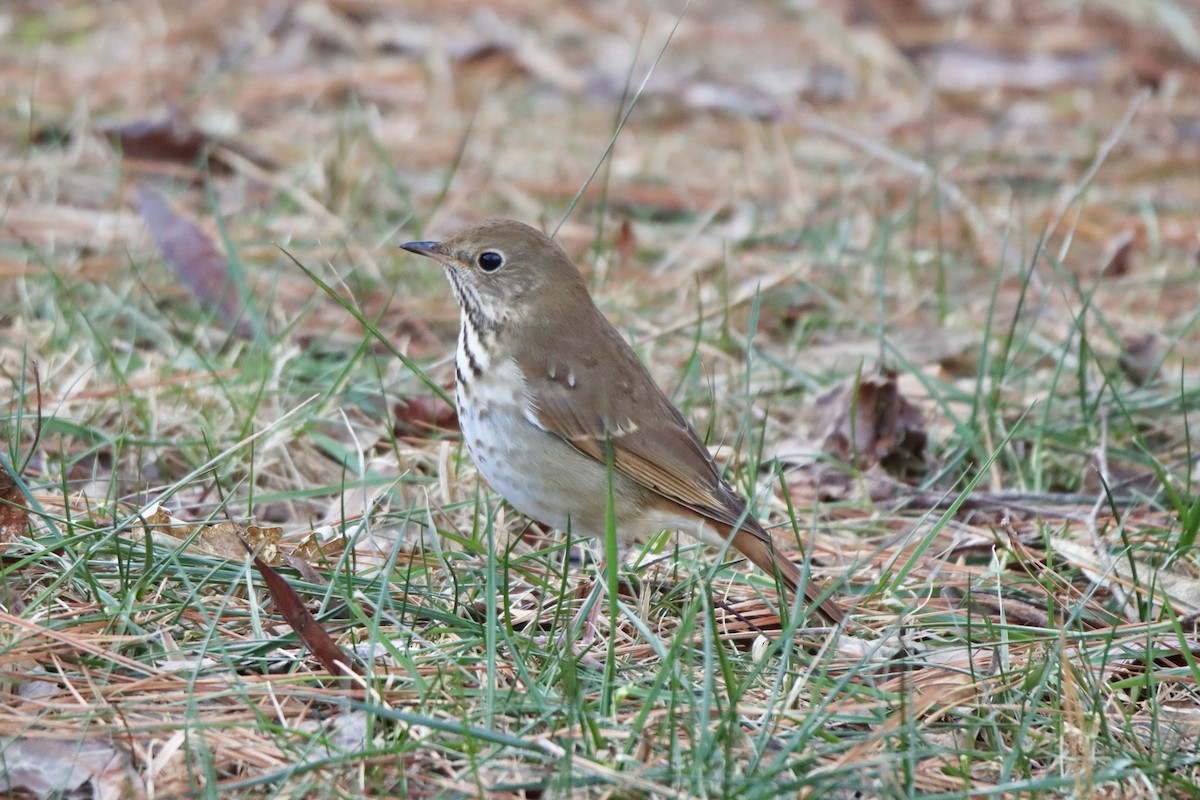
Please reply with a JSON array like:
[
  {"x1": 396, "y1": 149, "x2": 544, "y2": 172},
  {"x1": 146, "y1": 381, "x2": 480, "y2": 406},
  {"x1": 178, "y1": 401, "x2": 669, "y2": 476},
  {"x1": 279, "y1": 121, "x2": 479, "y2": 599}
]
[{"x1": 477, "y1": 251, "x2": 504, "y2": 272}]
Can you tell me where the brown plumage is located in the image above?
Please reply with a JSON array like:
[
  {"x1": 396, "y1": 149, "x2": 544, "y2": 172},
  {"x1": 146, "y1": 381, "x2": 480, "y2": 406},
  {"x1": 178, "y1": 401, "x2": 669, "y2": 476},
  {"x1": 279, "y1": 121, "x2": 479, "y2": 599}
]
[{"x1": 402, "y1": 219, "x2": 843, "y2": 625}]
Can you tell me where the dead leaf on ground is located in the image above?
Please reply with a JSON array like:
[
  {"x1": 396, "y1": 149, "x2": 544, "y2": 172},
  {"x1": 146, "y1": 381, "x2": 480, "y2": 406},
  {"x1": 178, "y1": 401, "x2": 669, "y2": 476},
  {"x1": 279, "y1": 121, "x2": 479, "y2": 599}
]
[
  {"x1": 290, "y1": 531, "x2": 336, "y2": 566},
  {"x1": 0, "y1": 736, "x2": 141, "y2": 800},
  {"x1": 139, "y1": 510, "x2": 356, "y2": 678},
  {"x1": 615, "y1": 218, "x2": 637, "y2": 266},
  {"x1": 137, "y1": 186, "x2": 260, "y2": 340},
  {"x1": 243, "y1": 540, "x2": 361, "y2": 681},
  {"x1": 102, "y1": 112, "x2": 224, "y2": 171},
  {"x1": 0, "y1": 464, "x2": 28, "y2": 544},
  {"x1": 1118, "y1": 331, "x2": 1167, "y2": 386},
  {"x1": 197, "y1": 522, "x2": 283, "y2": 564},
  {"x1": 100, "y1": 109, "x2": 274, "y2": 173},
  {"x1": 810, "y1": 367, "x2": 928, "y2": 477},
  {"x1": 1100, "y1": 229, "x2": 1138, "y2": 277},
  {"x1": 141, "y1": 509, "x2": 283, "y2": 565},
  {"x1": 393, "y1": 394, "x2": 459, "y2": 437},
  {"x1": 775, "y1": 368, "x2": 928, "y2": 503}
]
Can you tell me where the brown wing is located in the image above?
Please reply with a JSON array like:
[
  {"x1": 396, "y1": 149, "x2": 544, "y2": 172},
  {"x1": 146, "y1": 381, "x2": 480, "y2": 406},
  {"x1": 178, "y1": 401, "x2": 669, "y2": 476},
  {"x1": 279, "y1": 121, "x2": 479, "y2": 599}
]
[
  {"x1": 515, "y1": 310, "x2": 845, "y2": 625},
  {"x1": 515, "y1": 320, "x2": 763, "y2": 536},
  {"x1": 521, "y1": 350, "x2": 844, "y2": 625}
]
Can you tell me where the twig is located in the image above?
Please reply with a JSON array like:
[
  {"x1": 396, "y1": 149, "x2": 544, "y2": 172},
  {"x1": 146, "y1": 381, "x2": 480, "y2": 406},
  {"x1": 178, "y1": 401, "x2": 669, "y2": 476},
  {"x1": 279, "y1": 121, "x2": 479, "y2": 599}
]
[{"x1": 1085, "y1": 409, "x2": 1136, "y2": 620}]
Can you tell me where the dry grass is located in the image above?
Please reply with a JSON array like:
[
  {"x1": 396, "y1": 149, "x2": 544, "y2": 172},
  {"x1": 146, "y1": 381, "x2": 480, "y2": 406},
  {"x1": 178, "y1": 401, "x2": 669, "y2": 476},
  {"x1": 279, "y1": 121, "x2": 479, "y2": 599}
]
[{"x1": 4, "y1": 1, "x2": 1200, "y2": 797}]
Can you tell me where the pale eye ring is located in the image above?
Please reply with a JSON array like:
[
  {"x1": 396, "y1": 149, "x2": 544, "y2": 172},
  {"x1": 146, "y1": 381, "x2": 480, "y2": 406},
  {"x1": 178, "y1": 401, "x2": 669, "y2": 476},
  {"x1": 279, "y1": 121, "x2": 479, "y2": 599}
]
[{"x1": 477, "y1": 251, "x2": 504, "y2": 272}]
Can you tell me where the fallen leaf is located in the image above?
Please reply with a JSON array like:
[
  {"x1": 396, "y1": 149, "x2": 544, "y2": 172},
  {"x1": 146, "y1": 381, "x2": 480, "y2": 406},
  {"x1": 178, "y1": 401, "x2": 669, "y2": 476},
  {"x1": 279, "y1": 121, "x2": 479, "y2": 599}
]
[
  {"x1": 809, "y1": 367, "x2": 928, "y2": 478},
  {"x1": 102, "y1": 112, "x2": 218, "y2": 169},
  {"x1": 393, "y1": 394, "x2": 459, "y2": 437},
  {"x1": 0, "y1": 737, "x2": 141, "y2": 800},
  {"x1": 1100, "y1": 229, "x2": 1137, "y2": 277},
  {"x1": 137, "y1": 186, "x2": 259, "y2": 339},
  {"x1": 100, "y1": 109, "x2": 274, "y2": 173},
  {"x1": 0, "y1": 463, "x2": 28, "y2": 544},
  {"x1": 144, "y1": 511, "x2": 359, "y2": 679},
  {"x1": 196, "y1": 522, "x2": 282, "y2": 563},
  {"x1": 242, "y1": 538, "x2": 361, "y2": 680},
  {"x1": 1118, "y1": 332, "x2": 1167, "y2": 386},
  {"x1": 142, "y1": 509, "x2": 285, "y2": 565},
  {"x1": 615, "y1": 218, "x2": 637, "y2": 266}
]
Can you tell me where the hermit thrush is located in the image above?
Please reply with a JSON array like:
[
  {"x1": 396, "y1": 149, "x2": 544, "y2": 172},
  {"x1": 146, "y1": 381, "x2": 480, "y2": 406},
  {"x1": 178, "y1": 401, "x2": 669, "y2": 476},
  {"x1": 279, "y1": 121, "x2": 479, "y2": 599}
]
[{"x1": 401, "y1": 219, "x2": 843, "y2": 625}]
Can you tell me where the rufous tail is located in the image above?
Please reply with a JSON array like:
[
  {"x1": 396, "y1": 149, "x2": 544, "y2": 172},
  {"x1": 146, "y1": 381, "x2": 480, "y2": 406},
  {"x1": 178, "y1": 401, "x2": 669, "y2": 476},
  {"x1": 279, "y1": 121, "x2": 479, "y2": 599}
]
[{"x1": 730, "y1": 528, "x2": 844, "y2": 625}]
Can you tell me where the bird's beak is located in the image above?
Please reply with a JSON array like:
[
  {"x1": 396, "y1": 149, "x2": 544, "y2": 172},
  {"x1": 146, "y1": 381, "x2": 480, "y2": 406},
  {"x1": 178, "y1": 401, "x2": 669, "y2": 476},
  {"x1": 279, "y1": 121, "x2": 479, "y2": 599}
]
[{"x1": 399, "y1": 240, "x2": 453, "y2": 265}]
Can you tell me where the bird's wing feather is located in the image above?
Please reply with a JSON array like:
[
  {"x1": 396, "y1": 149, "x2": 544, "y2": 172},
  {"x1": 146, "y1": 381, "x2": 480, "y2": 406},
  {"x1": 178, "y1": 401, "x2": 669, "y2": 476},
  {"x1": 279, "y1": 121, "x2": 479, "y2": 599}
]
[{"x1": 517, "y1": 345, "x2": 764, "y2": 538}]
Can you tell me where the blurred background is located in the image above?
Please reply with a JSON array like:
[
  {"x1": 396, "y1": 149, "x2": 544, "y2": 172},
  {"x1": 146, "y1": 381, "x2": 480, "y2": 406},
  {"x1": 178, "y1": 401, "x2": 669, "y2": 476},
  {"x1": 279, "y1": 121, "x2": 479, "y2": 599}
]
[
  {"x1": 5, "y1": 0, "x2": 1199, "y2": 516},
  {"x1": 3, "y1": 2, "x2": 1200, "y2": 794}
]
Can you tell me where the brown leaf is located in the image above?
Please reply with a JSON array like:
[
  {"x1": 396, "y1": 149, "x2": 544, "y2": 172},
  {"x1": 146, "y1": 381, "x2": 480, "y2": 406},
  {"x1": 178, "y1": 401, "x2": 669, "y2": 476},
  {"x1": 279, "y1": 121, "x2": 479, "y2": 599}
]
[
  {"x1": 1100, "y1": 229, "x2": 1137, "y2": 277},
  {"x1": 810, "y1": 367, "x2": 928, "y2": 478},
  {"x1": 102, "y1": 113, "x2": 218, "y2": 169},
  {"x1": 393, "y1": 394, "x2": 459, "y2": 437},
  {"x1": 245, "y1": 525, "x2": 284, "y2": 560},
  {"x1": 137, "y1": 186, "x2": 258, "y2": 339},
  {"x1": 143, "y1": 511, "x2": 286, "y2": 565},
  {"x1": 190, "y1": 521, "x2": 283, "y2": 563},
  {"x1": 100, "y1": 110, "x2": 275, "y2": 173},
  {"x1": 615, "y1": 218, "x2": 637, "y2": 266},
  {"x1": 289, "y1": 531, "x2": 330, "y2": 565},
  {"x1": 0, "y1": 462, "x2": 28, "y2": 544},
  {"x1": 1118, "y1": 332, "x2": 1167, "y2": 386},
  {"x1": 192, "y1": 520, "x2": 251, "y2": 559},
  {"x1": 241, "y1": 536, "x2": 361, "y2": 679}
]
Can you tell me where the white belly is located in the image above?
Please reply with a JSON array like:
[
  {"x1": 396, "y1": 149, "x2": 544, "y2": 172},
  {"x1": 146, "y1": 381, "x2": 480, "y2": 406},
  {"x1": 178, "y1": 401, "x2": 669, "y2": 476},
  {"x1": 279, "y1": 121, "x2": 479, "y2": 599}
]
[{"x1": 456, "y1": 358, "x2": 601, "y2": 535}]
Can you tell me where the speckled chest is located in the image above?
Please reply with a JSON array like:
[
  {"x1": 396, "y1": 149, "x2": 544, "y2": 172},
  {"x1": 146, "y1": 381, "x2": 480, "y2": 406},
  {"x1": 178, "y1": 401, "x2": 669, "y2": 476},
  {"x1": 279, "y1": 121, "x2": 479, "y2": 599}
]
[{"x1": 453, "y1": 318, "x2": 588, "y2": 533}]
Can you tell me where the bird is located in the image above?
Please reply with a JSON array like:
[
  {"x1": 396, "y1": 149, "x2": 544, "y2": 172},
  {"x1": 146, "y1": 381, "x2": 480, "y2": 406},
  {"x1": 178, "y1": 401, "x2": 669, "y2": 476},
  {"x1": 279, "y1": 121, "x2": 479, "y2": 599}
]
[{"x1": 401, "y1": 219, "x2": 843, "y2": 627}]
